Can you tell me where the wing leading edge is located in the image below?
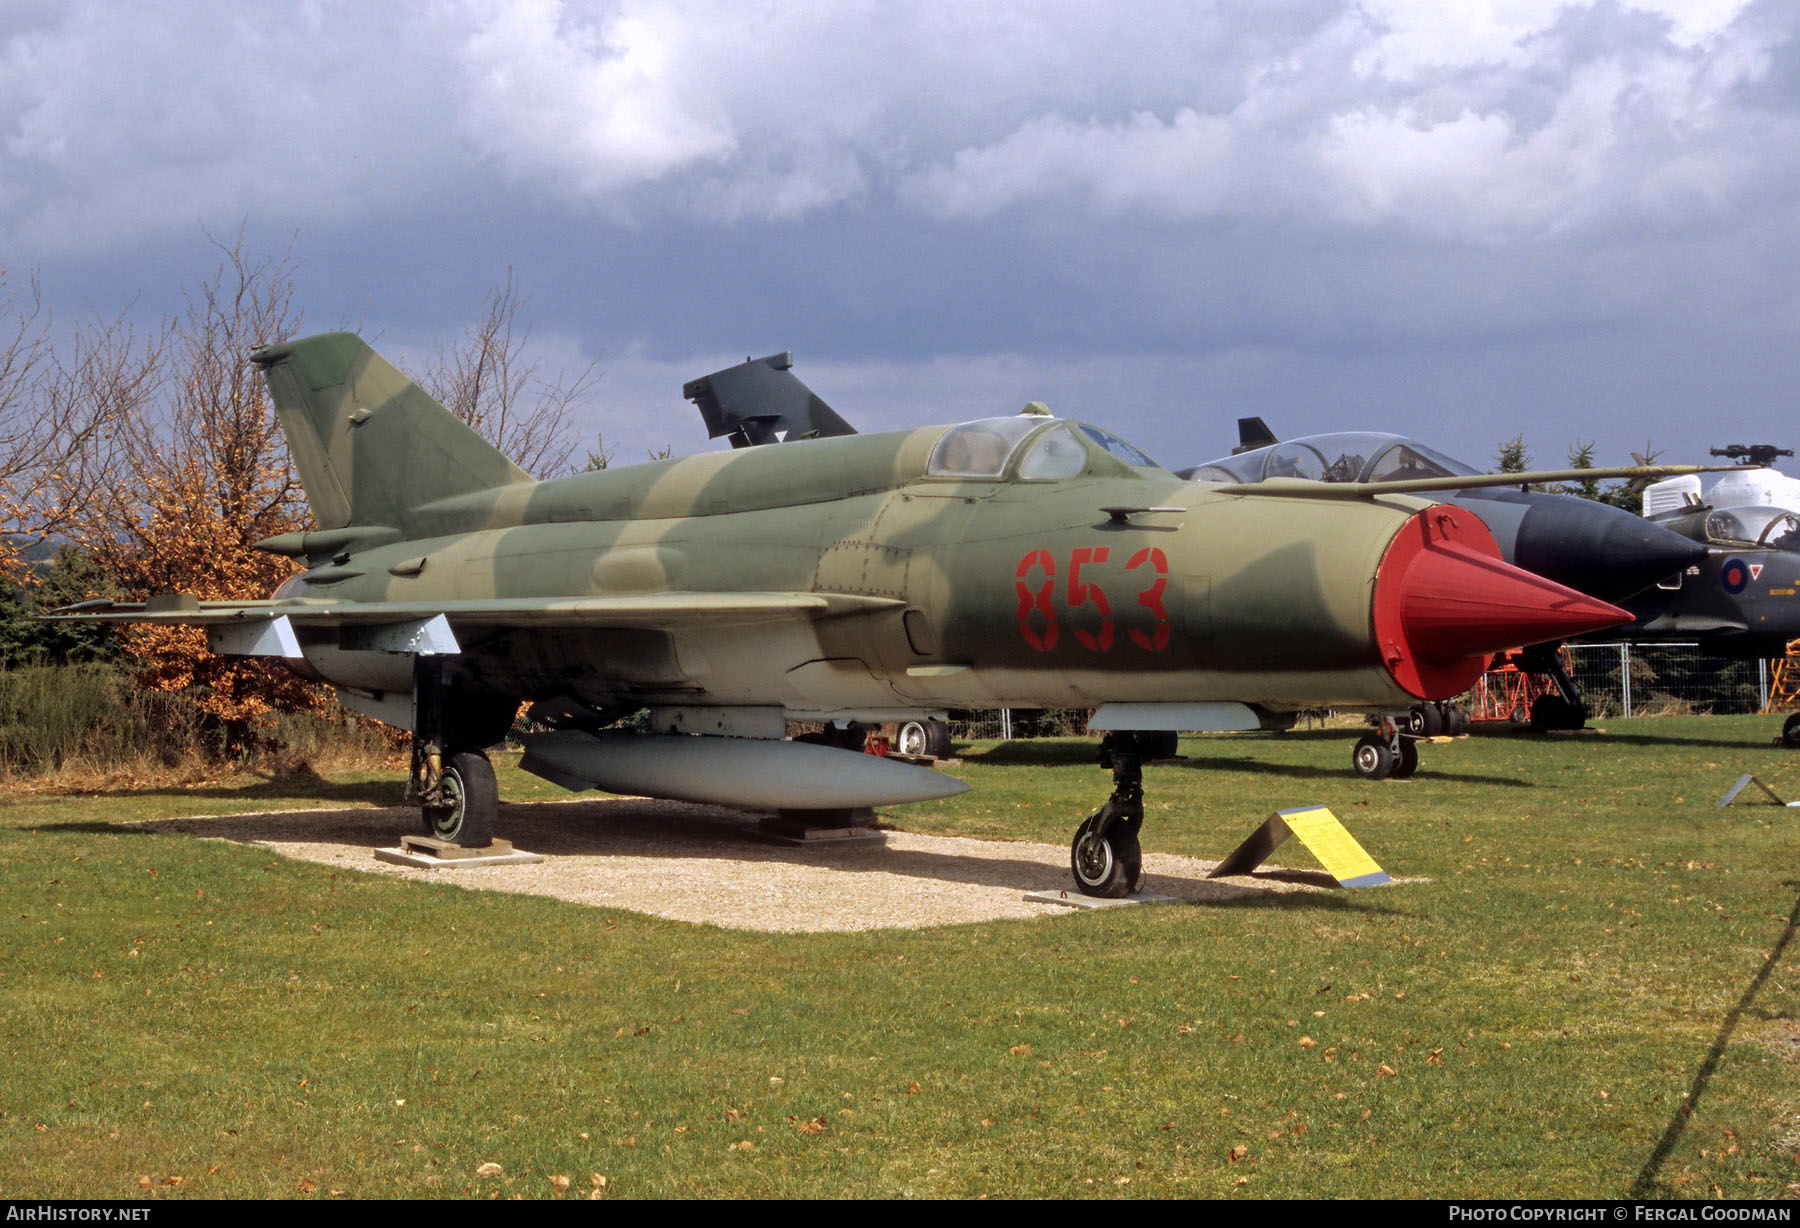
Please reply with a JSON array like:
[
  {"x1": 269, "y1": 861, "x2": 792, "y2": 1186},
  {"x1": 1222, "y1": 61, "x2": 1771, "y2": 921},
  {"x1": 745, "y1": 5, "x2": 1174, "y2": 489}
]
[
  {"x1": 43, "y1": 592, "x2": 905, "y2": 659},
  {"x1": 44, "y1": 591, "x2": 902, "y2": 628}
]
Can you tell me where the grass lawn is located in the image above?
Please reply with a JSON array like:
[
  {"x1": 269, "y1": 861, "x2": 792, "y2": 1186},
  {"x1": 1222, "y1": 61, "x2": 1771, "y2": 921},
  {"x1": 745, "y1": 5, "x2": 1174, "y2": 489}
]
[{"x1": 1, "y1": 715, "x2": 1797, "y2": 1199}]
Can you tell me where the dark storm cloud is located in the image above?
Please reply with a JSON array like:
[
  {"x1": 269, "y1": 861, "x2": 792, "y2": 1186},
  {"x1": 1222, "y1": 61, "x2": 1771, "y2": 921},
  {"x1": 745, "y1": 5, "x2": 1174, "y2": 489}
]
[{"x1": 1, "y1": 1, "x2": 1797, "y2": 469}]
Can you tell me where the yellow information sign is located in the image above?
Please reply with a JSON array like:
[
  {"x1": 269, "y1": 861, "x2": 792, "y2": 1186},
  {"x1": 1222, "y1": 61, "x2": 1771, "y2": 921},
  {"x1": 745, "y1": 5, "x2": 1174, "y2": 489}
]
[{"x1": 1208, "y1": 805, "x2": 1391, "y2": 887}]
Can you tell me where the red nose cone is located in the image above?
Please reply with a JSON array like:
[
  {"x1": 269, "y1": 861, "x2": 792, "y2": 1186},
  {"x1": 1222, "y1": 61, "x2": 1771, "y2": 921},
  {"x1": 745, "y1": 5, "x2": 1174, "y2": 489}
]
[{"x1": 1373, "y1": 506, "x2": 1631, "y2": 699}]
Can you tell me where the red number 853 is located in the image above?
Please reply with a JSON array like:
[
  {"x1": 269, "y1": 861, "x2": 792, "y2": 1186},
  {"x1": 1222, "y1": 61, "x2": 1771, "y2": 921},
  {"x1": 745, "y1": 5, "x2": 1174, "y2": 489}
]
[{"x1": 1014, "y1": 546, "x2": 1169, "y2": 653}]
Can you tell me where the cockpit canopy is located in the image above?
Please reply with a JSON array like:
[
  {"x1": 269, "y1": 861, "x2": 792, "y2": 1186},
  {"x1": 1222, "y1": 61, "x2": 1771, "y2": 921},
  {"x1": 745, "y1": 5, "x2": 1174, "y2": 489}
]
[
  {"x1": 926, "y1": 417, "x2": 1161, "y2": 480},
  {"x1": 1698, "y1": 506, "x2": 1800, "y2": 552},
  {"x1": 1183, "y1": 432, "x2": 1480, "y2": 486}
]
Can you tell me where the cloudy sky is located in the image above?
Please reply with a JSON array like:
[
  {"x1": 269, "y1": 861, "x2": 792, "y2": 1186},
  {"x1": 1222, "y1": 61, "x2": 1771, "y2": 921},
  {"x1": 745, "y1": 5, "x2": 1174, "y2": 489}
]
[{"x1": 4, "y1": 0, "x2": 1798, "y2": 475}]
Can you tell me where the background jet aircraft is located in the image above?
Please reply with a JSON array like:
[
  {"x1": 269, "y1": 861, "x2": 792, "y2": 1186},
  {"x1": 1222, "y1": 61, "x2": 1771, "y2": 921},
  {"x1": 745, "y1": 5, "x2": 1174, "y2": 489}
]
[
  {"x1": 1621, "y1": 503, "x2": 1800, "y2": 657},
  {"x1": 1615, "y1": 500, "x2": 1800, "y2": 746},
  {"x1": 682, "y1": 350, "x2": 857, "y2": 448},
  {"x1": 50, "y1": 335, "x2": 1630, "y2": 896},
  {"x1": 1183, "y1": 423, "x2": 1710, "y2": 734}
]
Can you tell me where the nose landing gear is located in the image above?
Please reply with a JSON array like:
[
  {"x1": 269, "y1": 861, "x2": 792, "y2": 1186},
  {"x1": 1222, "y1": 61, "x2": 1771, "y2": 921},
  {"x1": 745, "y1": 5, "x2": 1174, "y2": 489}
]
[{"x1": 1068, "y1": 731, "x2": 1158, "y2": 897}]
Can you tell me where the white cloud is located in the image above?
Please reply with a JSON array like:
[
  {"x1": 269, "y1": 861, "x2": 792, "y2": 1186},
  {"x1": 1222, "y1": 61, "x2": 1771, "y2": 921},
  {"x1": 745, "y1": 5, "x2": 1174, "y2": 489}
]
[
  {"x1": 455, "y1": 0, "x2": 737, "y2": 196},
  {"x1": 0, "y1": 1, "x2": 1795, "y2": 260},
  {"x1": 0, "y1": 1, "x2": 460, "y2": 250},
  {"x1": 907, "y1": 0, "x2": 1794, "y2": 242}
]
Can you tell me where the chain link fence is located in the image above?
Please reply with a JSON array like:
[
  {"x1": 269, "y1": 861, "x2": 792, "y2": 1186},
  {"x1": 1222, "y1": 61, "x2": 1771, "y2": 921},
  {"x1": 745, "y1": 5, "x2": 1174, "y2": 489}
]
[
  {"x1": 1563, "y1": 642, "x2": 1770, "y2": 718},
  {"x1": 947, "y1": 708, "x2": 1090, "y2": 741}
]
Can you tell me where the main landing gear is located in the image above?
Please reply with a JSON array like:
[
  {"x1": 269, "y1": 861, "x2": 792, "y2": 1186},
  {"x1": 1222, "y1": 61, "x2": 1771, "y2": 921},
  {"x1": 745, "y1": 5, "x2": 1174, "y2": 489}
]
[
  {"x1": 413, "y1": 745, "x2": 497, "y2": 847},
  {"x1": 407, "y1": 657, "x2": 507, "y2": 847},
  {"x1": 1402, "y1": 700, "x2": 1468, "y2": 738},
  {"x1": 1069, "y1": 731, "x2": 1162, "y2": 898},
  {"x1": 1519, "y1": 644, "x2": 1590, "y2": 732}
]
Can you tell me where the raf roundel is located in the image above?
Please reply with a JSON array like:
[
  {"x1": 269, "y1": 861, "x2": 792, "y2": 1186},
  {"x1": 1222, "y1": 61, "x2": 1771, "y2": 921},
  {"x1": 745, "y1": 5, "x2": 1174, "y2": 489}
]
[{"x1": 1721, "y1": 558, "x2": 1751, "y2": 595}]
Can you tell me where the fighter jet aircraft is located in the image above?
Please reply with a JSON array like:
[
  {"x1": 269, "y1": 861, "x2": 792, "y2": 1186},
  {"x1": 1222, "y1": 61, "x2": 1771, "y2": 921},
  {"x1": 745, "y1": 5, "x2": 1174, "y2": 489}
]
[
  {"x1": 1613, "y1": 500, "x2": 1800, "y2": 745},
  {"x1": 1622, "y1": 503, "x2": 1800, "y2": 657},
  {"x1": 1183, "y1": 424, "x2": 1710, "y2": 735},
  {"x1": 48, "y1": 334, "x2": 1633, "y2": 896}
]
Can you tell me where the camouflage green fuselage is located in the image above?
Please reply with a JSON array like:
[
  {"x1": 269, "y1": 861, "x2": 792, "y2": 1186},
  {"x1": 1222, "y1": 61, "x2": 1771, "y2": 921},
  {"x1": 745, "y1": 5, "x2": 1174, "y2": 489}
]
[{"x1": 287, "y1": 420, "x2": 1433, "y2": 720}]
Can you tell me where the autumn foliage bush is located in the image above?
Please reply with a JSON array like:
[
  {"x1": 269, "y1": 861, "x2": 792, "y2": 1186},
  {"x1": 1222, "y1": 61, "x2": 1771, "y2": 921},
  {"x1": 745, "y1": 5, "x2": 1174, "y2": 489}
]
[{"x1": 0, "y1": 237, "x2": 588, "y2": 778}]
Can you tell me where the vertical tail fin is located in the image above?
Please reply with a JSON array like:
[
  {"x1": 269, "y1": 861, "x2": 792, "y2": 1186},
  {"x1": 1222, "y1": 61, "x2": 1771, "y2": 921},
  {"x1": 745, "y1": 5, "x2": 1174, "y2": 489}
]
[
  {"x1": 252, "y1": 332, "x2": 532, "y2": 531},
  {"x1": 683, "y1": 351, "x2": 857, "y2": 448}
]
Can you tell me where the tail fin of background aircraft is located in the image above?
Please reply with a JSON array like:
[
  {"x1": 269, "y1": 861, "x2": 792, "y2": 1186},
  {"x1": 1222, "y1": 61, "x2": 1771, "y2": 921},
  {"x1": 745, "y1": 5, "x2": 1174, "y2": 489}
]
[
  {"x1": 252, "y1": 332, "x2": 533, "y2": 531},
  {"x1": 1234, "y1": 417, "x2": 1278, "y2": 454},
  {"x1": 683, "y1": 351, "x2": 857, "y2": 448}
]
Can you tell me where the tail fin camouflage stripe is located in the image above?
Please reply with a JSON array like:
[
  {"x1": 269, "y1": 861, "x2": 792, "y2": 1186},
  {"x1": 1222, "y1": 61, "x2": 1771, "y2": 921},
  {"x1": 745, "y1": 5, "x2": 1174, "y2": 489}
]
[{"x1": 252, "y1": 332, "x2": 532, "y2": 532}]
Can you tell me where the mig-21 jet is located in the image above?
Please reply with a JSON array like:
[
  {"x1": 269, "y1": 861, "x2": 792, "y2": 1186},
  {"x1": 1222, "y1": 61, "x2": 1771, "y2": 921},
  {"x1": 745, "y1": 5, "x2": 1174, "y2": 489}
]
[{"x1": 49, "y1": 334, "x2": 1636, "y2": 896}]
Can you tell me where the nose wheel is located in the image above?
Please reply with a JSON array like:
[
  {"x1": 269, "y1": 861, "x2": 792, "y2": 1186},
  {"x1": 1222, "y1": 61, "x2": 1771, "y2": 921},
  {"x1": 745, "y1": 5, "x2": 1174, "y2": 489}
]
[
  {"x1": 1068, "y1": 731, "x2": 1155, "y2": 897},
  {"x1": 1071, "y1": 813, "x2": 1142, "y2": 897},
  {"x1": 1352, "y1": 717, "x2": 1419, "y2": 781}
]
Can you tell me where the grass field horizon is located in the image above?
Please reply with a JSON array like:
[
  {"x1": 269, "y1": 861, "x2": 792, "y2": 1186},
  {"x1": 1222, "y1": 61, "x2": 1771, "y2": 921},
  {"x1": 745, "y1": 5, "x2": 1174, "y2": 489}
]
[{"x1": 2, "y1": 715, "x2": 1797, "y2": 1198}]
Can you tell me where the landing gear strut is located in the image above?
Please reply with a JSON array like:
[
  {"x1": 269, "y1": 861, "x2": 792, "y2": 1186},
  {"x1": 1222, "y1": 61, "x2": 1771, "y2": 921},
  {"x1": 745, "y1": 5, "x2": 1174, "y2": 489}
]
[
  {"x1": 1069, "y1": 732, "x2": 1151, "y2": 898},
  {"x1": 1520, "y1": 644, "x2": 1590, "y2": 731},
  {"x1": 408, "y1": 657, "x2": 503, "y2": 847}
]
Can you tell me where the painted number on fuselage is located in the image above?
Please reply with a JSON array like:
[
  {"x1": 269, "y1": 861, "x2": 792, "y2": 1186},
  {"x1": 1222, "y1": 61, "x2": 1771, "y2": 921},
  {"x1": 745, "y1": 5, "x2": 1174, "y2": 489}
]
[
  {"x1": 1014, "y1": 546, "x2": 1170, "y2": 653},
  {"x1": 1014, "y1": 548, "x2": 1060, "y2": 651},
  {"x1": 1126, "y1": 546, "x2": 1171, "y2": 651}
]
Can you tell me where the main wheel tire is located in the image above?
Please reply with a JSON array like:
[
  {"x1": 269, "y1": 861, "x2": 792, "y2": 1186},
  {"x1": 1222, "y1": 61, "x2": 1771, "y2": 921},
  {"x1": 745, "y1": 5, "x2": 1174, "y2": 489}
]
[
  {"x1": 1138, "y1": 729, "x2": 1180, "y2": 760},
  {"x1": 896, "y1": 720, "x2": 931, "y2": 757},
  {"x1": 1442, "y1": 702, "x2": 1468, "y2": 736},
  {"x1": 1070, "y1": 816, "x2": 1142, "y2": 899},
  {"x1": 1530, "y1": 695, "x2": 1569, "y2": 732},
  {"x1": 1404, "y1": 705, "x2": 1443, "y2": 737},
  {"x1": 1352, "y1": 734, "x2": 1395, "y2": 780},
  {"x1": 924, "y1": 719, "x2": 953, "y2": 759},
  {"x1": 422, "y1": 751, "x2": 498, "y2": 847},
  {"x1": 1390, "y1": 738, "x2": 1420, "y2": 780},
  {"x1": 1783, "y1": 713, "x2": 1800, "y2": 749},
  {"x1": 897, "y1": 719, "x2": 952, "y2": 759}
]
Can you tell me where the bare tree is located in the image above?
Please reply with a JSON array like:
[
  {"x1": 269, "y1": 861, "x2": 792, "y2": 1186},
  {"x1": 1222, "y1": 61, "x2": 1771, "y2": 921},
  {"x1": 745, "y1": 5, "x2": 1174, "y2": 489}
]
[
  {"x1": 0, "y1": 272, "x2": 162, "y2": 574},
  {"x1": 422, "y1": 270, "x2": 598, "y2": 476}
]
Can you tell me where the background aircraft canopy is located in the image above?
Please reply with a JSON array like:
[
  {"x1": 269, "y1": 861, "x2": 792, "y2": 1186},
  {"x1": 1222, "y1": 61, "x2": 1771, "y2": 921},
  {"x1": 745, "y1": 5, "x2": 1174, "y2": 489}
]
[
  {"x1": 1659, "y1": 506, "x2": 1800, "y2": 551},
  {"x1": 1185, "y1": 432, "x2": 1479, "y2": 486}
]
